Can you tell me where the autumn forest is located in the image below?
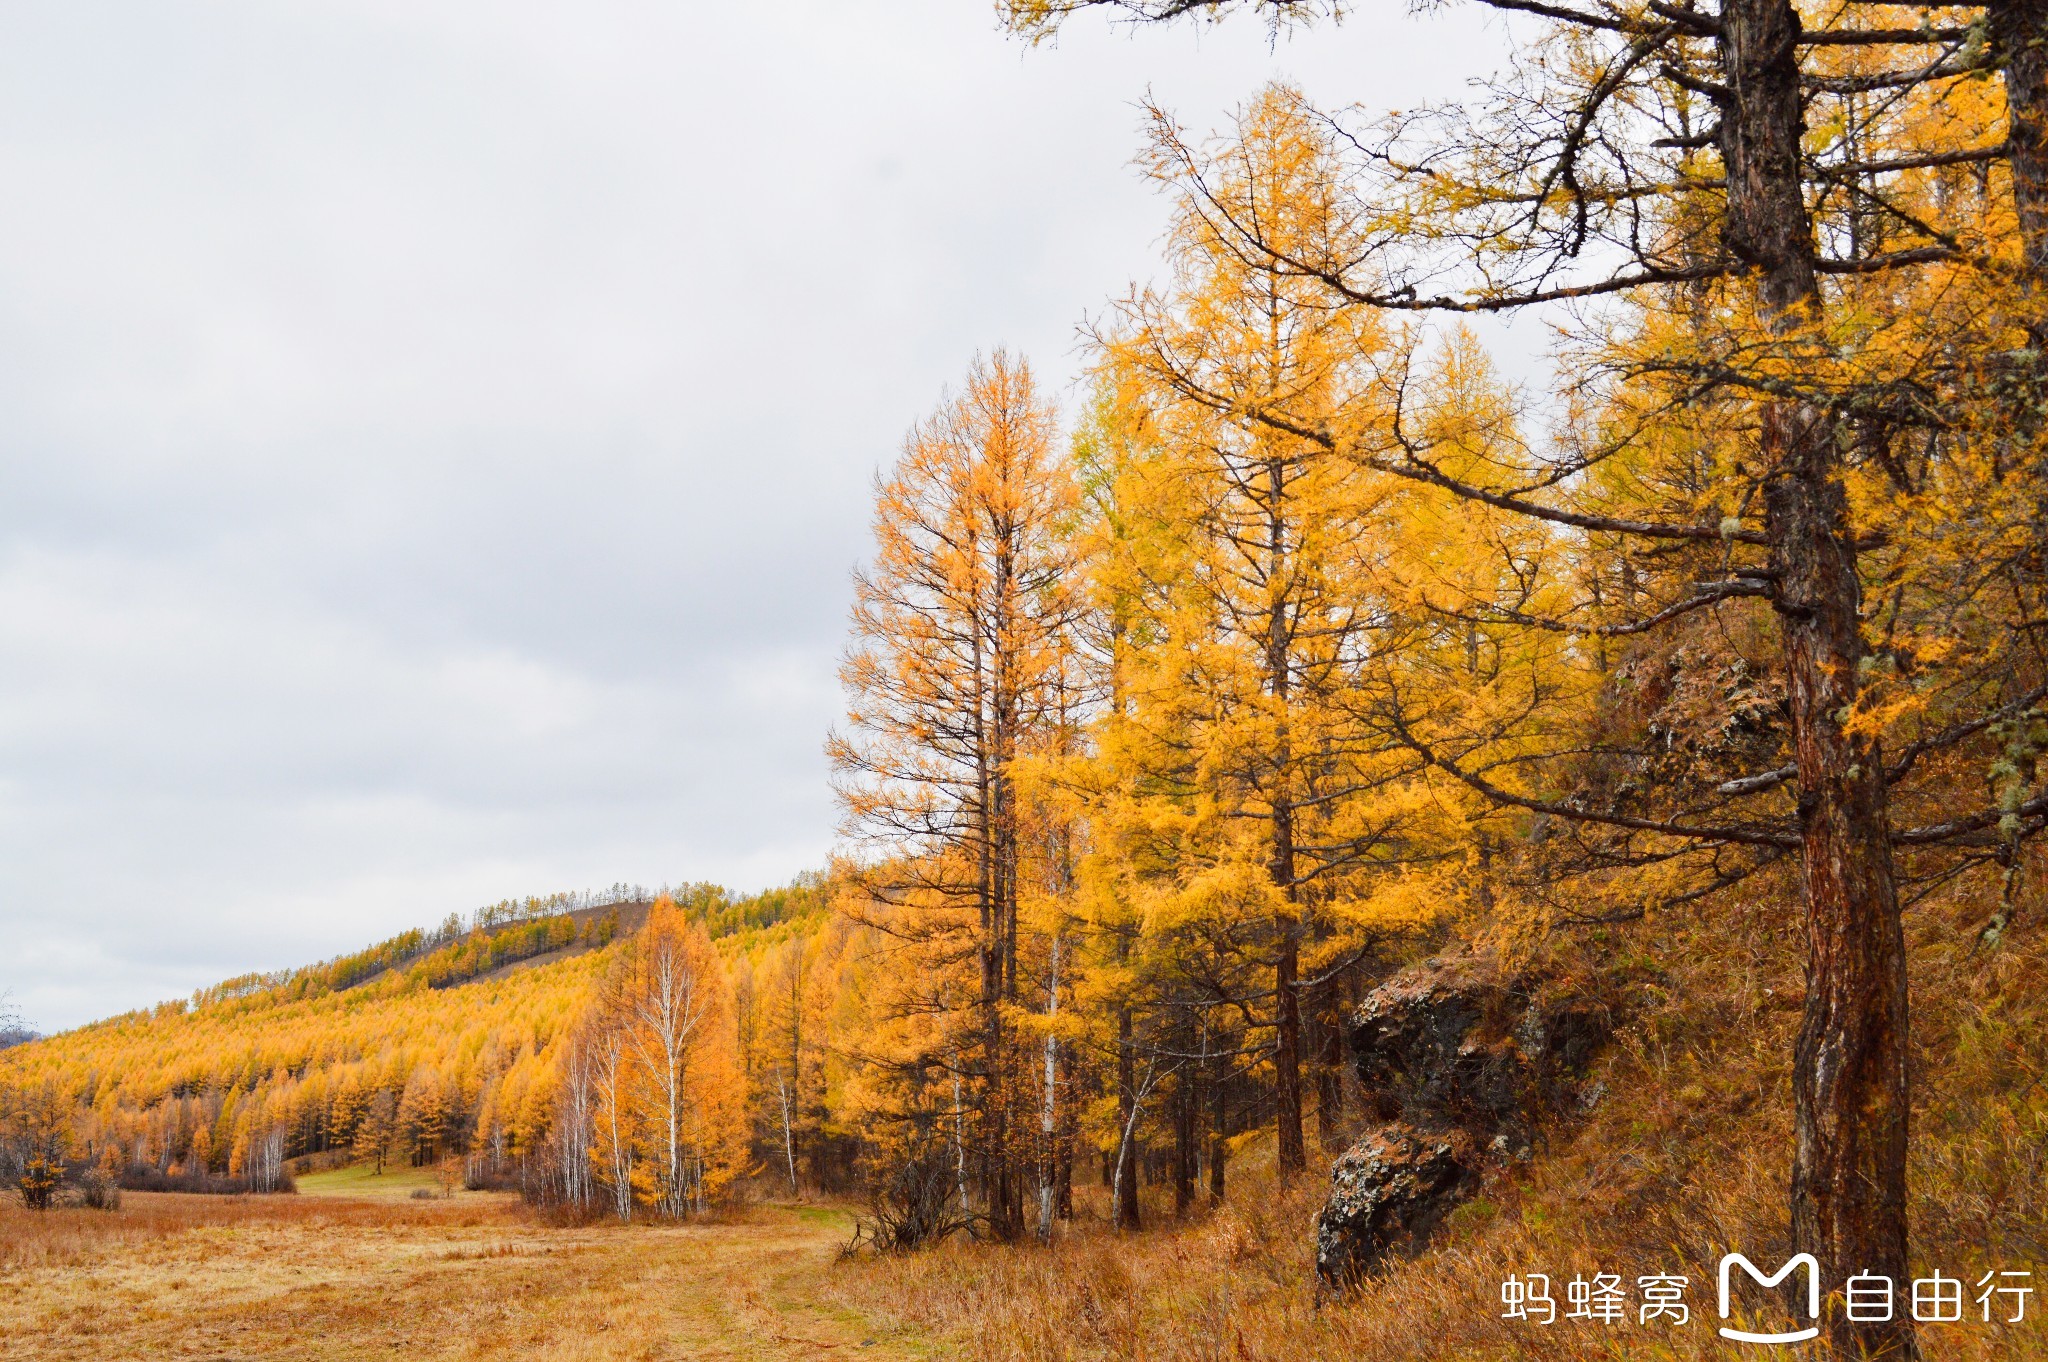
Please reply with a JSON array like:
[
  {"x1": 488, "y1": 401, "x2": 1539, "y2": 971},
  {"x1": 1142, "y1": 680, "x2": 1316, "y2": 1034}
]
[{"x1": 8, "y1": 0, "x2": 2048, "y2": 1358}]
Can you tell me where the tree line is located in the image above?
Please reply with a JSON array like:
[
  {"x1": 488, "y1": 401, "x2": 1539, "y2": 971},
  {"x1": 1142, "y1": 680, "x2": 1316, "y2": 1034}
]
[
  {"x1": 809, "y1": 0, "x2": 2048, "y2": 1352},
  {"x1": 0, "y1": 884, "x2": 827, "y2": 1219}
]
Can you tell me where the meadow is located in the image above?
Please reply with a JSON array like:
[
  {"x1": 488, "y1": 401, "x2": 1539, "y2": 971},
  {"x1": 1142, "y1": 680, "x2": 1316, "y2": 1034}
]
[
  {"x1": 8, "y1": 1155, "x2": 2039, "y2": 1359},
  {"x1": 6, "y1": 874, "x2": 2045, "y2": 1361},
  {"x1": 0, "y1": 1188, "x2": 928, "y2": 1362}
]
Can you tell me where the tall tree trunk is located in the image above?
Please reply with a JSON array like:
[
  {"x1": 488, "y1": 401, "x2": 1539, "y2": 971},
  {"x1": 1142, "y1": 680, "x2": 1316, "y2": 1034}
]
[
  {"x1": 788, "y1": 955, "x2": 804, "y2": 1189},
  {"x1": 975, "y1": 615, "x2": 1025, "y2": 1241},
  {"x1": 1314, "y1": 979, "x2": 1346, "y2": 1152},
  {"x1": 777, "y1": 1066, "x2": 798, "y2": 1195},
  {"x1": 1172, "y1": 1066, "x2": 1197, "y2": 1217},
  {"x1": 970, "y1": 616, "x2": 1006, "y2": 1233},
  {"x1": 1054, "y1": 942, "x2": 1077, "y2": 1224},
  {"x1": 1721, "y1": 0, "x2": 1913, "y2": 1352},
  {"x1": 1273, "y1": 884, "x2": 1306, "y2": 1179},
  {"x1": 1263, "y1": 452, "x2": 1308, "y2": 1182},
  {"x1": 1208, "y1": 1060, "x2": 1228, "y2": 1205},
  {"x1": 950, "y1": 1042, "x2": 971, "y2": 1217},
  {"x1": 1993, "y1": 0, "x2": 2048, "y2": 566},
  {"x1": 1997, "y1": 0, "x2": 2048, "y2": 343},
  {"x1": 1039, "y1": 934, "x2": 1060, "y2": 1241},
  {"x1": 1114, "y1": 1005, "x2": 1142, "y2": 1229},
  {"x1": 1768, "y1": 402, "x2": 1910, "y2": 1359}
]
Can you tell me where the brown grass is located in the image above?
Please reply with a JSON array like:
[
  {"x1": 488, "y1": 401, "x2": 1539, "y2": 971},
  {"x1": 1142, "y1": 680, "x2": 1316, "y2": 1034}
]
[
  {"x1": 0, "y1": 1193, "x2": 928, "y2": 1361},
  {"x1": 829, "y1": 886, "x2": 2048, "y2": 1360},
  {"x1": 7, "y1": 886, "x2": 2042, "y2": 1360}
]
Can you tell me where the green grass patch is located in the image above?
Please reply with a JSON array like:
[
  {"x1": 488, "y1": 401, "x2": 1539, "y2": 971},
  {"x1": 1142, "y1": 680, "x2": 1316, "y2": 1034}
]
[
  {"x1": 294, "y1": 1162, "x2": 453, "y2": 1199},
  {"x1": 794, "y1": 1205, "x2": 851, "y2": 1227}
]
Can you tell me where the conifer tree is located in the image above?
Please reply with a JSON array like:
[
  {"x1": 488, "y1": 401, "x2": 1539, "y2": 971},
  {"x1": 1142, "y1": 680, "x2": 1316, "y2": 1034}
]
[
  {"x1": 1003, "y1": 2, "x2": 2048, "y2": 1351},
  {"x1": 830, "y1": 350, "x2": 1079, "y2": 1239},
  {"x1": 1078, "y1": 89, "x2": 1459, "y2": 1180}
]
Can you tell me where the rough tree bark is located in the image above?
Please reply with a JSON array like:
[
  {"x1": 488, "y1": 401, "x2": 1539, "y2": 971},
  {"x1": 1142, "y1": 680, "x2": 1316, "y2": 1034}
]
[
  {"x1": 1722, "y1": 0, "x2": 1913, "y2": 1351},
  {"x1": 1996, "y1": 0, "x2": 2048, "y2": 339},
  {"x1": 1272, "y1": 906, "x2": 1305, "y2": 1179}
]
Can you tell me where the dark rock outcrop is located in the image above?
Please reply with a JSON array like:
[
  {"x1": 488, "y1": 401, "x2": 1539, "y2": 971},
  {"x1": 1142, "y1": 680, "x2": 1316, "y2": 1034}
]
[
  {"x1": 1313, "y1": 952, "x2": 1616, "y2": 1288},
  {"x1": 1349, "y1": 953, "x2": 1613, "y2": 1142},
  {"x1": 1314, "y1": 1125, "x2": 1480, "y2": 1287}
]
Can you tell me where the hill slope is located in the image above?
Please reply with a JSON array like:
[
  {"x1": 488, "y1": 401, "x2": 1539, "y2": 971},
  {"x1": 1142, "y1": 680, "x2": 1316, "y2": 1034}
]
[{"x1": 0, "y1": 878, "x2": 833, "y2": 1183}]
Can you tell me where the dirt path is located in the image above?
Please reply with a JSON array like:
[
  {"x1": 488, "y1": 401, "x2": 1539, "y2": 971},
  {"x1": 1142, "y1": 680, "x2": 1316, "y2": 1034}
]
[{"x1": 0, "y1": 1194, "x2": 939, "y2": 1361}]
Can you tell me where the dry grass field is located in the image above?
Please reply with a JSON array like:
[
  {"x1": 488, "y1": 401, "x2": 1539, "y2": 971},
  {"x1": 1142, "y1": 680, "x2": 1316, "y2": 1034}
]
[
  {"x1": 0, "y1": 1192, "x2": 934, "y2": 1362},
  {"x1": 9, "y1": 894, "x2": 2047, "y2": 1362},
  {"x1": 4, "y1": 1157, "x2": 2044, "y2": 1362},
  {"x1": 829, "y1": 1174, "x2": 2048, "y2": 1362}
]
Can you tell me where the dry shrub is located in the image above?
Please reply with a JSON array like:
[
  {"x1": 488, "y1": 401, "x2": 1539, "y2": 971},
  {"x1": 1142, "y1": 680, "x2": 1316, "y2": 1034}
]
[
  {"x1": 287, "y1": 1147, "x2": 355, "y2": 1176},
  {"x1": 118, "y1": 1164, "x2": 297, "y2": 1195},
  {"x1": 73, "y1": 1166, "x2": 121, "y2": 1211},
  {"x1": 847, "y1": 1138, "x2": 978, "y2": 1253}
]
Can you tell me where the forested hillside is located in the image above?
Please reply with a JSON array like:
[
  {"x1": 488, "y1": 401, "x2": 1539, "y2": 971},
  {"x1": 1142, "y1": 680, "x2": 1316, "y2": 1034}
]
[{"x1": 0, "y1": 879, "x2": 851, "y2": 1200}]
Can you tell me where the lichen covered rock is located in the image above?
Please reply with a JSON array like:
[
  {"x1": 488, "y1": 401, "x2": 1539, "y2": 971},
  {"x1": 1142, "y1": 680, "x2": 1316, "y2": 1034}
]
[{"x1": 1313, "y1": 1123, "x2": 1480, "y2": 1288}]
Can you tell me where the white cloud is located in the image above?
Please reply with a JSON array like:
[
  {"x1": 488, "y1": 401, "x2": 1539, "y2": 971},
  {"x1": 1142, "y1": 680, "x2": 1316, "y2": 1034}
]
[{"x1": 0, "y1": 0, "x2": 1500, "y2": 1030}]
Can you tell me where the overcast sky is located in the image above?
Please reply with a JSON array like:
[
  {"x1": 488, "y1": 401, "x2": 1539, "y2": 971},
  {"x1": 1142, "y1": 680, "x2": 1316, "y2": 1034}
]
[{"x1": 1, "y1": 0, "x2": 1511, "y2": 1032}]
